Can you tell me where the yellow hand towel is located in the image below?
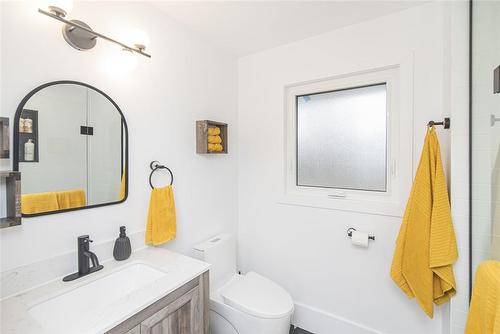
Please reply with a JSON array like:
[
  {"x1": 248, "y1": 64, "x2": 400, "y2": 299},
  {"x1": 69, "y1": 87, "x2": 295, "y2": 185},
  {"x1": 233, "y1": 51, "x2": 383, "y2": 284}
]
[
  {"x1": 208, "y1": 135, "x2": 222, "y2": 144},
  {"x1": 119, "y1": 170, "x2": 126, "y2": 201},
  {"x1": 22, "y1": 192, "x2": 59, "y2": 214},
  {"x1": 390, "y1": 127, "x2": 457, "y2": 318},
  {"x1": 207, "y1": 127, "x2": 220, "y2": 136},
  {"x1": 56, "y1": 189, "x2": 86, "y2": 210},
  {"x1": 208, "y1": 143, "x2": 223, "y2": 152},
  {"x1": 145, "y1": 185, "x2": 176, "y2": 246},
  {"x1": 466, "y1": 261, "x2": 500, "y2": 333}
]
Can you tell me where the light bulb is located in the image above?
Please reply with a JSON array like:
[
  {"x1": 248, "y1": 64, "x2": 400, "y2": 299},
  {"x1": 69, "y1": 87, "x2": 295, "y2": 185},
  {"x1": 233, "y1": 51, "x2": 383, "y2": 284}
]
[{"x1": 38, "y1": 0, "x2": 73, "y2": 17}]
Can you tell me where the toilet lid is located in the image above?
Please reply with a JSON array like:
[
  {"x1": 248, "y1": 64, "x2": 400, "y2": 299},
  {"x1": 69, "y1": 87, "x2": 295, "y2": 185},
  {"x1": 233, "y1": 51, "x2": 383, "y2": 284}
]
[{"x1": 220, "y1": 271, "x2": 294, "y2": 319}]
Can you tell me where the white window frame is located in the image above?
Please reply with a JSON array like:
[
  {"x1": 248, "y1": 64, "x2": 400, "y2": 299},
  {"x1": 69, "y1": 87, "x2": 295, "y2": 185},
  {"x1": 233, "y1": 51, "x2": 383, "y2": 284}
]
[{"x1": 282, "y1": 64, "x2": 413, "y2": 217}]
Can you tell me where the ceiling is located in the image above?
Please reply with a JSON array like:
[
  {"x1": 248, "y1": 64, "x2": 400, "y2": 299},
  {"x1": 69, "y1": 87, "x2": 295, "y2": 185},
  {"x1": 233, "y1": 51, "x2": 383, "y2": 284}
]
[{"x1": 153, "y1": 1, "x2": 425, "y2": 57}]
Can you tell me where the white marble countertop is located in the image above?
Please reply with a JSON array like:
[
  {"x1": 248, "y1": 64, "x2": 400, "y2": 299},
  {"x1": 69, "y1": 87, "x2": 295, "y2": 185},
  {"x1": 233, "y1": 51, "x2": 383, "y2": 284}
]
[{"x1": 0, "y1": 247, "x2": 210, "y2": 334}]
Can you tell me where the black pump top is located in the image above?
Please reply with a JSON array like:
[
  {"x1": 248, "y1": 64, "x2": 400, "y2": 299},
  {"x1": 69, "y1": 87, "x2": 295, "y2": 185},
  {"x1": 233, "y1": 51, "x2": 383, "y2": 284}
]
[{"x1": 119, "y1": 226, "x2": 127, "y2": 237}]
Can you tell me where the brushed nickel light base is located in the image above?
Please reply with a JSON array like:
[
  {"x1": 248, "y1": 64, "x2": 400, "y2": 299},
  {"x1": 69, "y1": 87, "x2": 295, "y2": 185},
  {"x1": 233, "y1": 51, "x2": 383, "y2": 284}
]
[
  {"x1": 62, "y1": 20, "x2": 97, "y2": 51},
  {"x1": 38, "y1": 8, "x2": 151, "y2": 58}
]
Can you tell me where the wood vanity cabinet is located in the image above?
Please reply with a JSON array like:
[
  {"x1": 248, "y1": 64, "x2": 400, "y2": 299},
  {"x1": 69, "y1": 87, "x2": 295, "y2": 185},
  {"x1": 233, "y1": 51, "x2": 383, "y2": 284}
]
[{"x1": 107, "y1": 271, "x2": 209, "y2": 334}]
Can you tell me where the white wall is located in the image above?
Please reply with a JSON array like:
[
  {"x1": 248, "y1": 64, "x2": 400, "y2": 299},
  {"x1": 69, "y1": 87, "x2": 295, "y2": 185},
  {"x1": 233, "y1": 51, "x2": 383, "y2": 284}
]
[
  {"x1": 448, "y1": 1, "x2": 470, "y2": 333},
  {"x1": 0, "y1": 1, "x2": 238, "y2": 272},
  {"x1": 237, "y1": 3, "x2": 457, "y2": 334}
]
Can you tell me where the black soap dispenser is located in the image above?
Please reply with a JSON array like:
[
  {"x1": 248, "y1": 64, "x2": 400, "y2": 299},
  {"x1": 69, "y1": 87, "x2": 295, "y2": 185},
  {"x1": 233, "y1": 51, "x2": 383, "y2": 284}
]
[{"x1": 113, "y1": 226, "x2": 131, "y2": 261}]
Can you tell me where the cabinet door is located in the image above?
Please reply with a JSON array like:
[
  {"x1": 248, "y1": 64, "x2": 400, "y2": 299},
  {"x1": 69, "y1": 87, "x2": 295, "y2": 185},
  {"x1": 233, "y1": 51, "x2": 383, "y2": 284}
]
[{"x1": 140, "y1": 286, "x2": 202, "y2": 334}]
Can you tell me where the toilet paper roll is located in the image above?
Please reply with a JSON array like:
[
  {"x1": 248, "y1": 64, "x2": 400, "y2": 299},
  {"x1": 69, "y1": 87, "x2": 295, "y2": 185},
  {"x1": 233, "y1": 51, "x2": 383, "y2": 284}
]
[{"x1": 351, "y1": 230, "x2": 369, "y2": 248}]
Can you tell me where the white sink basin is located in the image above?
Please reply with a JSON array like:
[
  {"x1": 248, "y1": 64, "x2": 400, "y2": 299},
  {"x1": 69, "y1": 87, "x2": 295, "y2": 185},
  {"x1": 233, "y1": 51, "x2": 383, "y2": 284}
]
[{"x1": 29, "y1": 263, "x2": 167, "y2": 333}]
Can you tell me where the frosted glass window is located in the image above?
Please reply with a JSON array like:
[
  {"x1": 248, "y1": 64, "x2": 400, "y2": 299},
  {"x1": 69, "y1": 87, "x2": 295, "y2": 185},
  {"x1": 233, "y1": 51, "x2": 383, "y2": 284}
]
[{"x1": 297, "y1": 84, "x2": 387, "y2": 192}]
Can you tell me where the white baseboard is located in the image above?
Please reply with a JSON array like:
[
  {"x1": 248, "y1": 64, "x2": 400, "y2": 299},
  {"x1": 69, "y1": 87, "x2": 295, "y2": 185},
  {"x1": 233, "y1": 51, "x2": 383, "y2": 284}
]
[{"x1": 292, "y1": 302, "x2": 386, "y2": 334}]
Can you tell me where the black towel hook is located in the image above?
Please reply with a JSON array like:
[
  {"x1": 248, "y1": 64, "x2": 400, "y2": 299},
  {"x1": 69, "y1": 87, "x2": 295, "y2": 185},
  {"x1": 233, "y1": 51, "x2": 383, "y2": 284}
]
[
  {"x1": 149, "y1": 160, "x2": 174, "y2": 189},
  {"x1": 428, "y1": 117, "x2": 450, "y2": 129}
]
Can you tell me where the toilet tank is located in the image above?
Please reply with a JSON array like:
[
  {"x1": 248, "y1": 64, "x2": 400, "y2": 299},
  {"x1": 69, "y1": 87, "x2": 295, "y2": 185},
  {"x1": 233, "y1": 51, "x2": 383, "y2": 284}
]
[{"x1": 193, "y1": 234, "x2": 236, "y2": 286}]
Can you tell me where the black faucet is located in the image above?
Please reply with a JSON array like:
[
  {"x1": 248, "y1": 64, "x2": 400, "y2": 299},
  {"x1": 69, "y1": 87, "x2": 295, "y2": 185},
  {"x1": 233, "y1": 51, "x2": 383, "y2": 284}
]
[{"x1": 63, "y1": 235, "x2": 104, "y2": 282}]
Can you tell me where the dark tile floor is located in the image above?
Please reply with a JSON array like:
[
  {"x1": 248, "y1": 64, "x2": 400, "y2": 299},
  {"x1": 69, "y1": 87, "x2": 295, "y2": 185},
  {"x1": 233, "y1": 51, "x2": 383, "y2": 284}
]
[{"x1": 289, "y1": 325, "x2": 314, "y2": 334}]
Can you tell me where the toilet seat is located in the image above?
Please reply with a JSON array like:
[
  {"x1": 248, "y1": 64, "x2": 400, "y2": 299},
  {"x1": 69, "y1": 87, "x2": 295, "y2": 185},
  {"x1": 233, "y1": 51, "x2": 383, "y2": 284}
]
[{"x1": 220, "y1": 271, "x2": 294, "y2": 319}]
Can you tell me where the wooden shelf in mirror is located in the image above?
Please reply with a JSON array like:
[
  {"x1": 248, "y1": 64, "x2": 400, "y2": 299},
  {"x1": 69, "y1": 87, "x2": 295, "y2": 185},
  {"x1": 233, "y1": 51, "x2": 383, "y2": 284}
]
[{"x1": 18, "y1": 109, "x2": 39, "y2": 163}]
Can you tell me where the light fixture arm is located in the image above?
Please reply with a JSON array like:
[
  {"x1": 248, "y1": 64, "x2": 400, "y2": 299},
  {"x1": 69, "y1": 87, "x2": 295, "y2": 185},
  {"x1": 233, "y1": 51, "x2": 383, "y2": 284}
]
[{"x1": 38, "y1": 8, "x2": 151, "y2": 58}]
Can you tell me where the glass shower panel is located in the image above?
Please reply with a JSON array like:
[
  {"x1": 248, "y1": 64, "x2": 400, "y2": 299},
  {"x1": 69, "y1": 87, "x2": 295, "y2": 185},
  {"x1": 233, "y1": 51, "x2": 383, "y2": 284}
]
[{"x1": 471, "y1": 0, "x2": 500, "y2": 275}]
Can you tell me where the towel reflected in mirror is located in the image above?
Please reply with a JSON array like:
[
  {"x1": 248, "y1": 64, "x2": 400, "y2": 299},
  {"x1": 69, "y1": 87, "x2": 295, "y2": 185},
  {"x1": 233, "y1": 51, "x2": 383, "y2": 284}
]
[{"x1": 22, "y1": 189, "x2": 86, "y2": 215}]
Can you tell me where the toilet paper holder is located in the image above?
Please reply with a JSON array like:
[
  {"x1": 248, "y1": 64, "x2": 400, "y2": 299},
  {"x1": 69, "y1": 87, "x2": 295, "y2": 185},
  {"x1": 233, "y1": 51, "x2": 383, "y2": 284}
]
[{"x1": 347, "y1": 228, "x2": 375, "y2": 241}]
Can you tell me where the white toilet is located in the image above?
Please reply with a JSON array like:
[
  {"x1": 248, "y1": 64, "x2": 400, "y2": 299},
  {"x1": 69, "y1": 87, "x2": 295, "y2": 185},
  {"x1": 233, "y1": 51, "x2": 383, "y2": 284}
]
[{"x1": 193, "y1": 234, "x2": 294, "y2": 334}]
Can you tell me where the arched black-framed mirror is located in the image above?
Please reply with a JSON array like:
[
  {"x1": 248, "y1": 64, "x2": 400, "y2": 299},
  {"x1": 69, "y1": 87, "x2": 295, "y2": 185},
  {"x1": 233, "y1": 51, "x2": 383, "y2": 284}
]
[{"x1": 13, "y1": 81, "x2": 128, "y2": 217}]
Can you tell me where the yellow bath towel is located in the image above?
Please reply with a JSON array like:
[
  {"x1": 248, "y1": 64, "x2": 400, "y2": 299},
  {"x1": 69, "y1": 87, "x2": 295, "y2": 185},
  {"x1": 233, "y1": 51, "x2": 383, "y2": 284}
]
[
  {"x1": 145, "y1": 185, "x2": 176, "y2": 246},
  {"x1": 208, "y1": 135, "x2": 222, "y2": 144},
  {"x1": 21, "y1": 192, "x2": 59, "y2": 214},
  {"x1": 208, "y1": 143, "x2": 223, "y2": 152},
  {"x1": 207, "y1": 127, "x2": 220, "y2": 136},
  {"x1": 56, "y1": 189, "x2": 86, "y2": 210},
  {"x1": 390, "y1": 126, "x2": 457, "y2": 318},
  {"x1": 466, "y1": 261, "x2": 500, "y2": 333}
]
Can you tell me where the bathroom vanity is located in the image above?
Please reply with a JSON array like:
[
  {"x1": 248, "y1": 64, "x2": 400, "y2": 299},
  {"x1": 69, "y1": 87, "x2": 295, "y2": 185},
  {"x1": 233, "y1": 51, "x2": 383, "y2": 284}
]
[
  {"x1": 109, "y1": 270, "x2": 209, "y2": 334},
  {"x1": 0, "y1": 247, "x2": 210, "y2": 334}
]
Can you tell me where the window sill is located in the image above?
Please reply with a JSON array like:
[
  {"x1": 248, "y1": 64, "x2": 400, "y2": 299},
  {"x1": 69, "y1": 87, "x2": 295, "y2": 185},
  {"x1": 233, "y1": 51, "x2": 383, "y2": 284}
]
[{"x1": 277, "y1": 193, "x2": 404, "y2": 218}]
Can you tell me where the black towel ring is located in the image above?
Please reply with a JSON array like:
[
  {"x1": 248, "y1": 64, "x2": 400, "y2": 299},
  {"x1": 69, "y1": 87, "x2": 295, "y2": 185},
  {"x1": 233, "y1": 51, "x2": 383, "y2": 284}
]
[{"x1": 149, "y1": 161, "x2": 174, "y2": 189}]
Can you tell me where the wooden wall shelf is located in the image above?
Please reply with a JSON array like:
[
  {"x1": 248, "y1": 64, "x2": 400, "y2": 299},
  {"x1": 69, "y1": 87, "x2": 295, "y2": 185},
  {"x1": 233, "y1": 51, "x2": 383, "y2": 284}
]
[
  {"x1": 0, "y1": 171, "x2": 21, "y2": 228},
  {"x1": 0, "y1": 117, "x2": 9, "y2": 159},
  {"x1": 196, "y1": 120, "x2": 228, "y2": 154}
]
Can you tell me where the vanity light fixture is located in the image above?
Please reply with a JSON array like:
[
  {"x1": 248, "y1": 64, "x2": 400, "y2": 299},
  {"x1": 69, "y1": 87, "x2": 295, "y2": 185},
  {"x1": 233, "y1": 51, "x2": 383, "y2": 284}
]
[{"x1": 38, "y1": 3, "x2": 151, "y2": 58}]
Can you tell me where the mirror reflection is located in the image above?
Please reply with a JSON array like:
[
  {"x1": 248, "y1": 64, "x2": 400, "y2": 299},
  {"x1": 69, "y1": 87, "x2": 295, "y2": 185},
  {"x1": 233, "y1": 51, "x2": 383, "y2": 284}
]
[{"x1": 14, "y1": 82, "x2": 127, "y2": 216}]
